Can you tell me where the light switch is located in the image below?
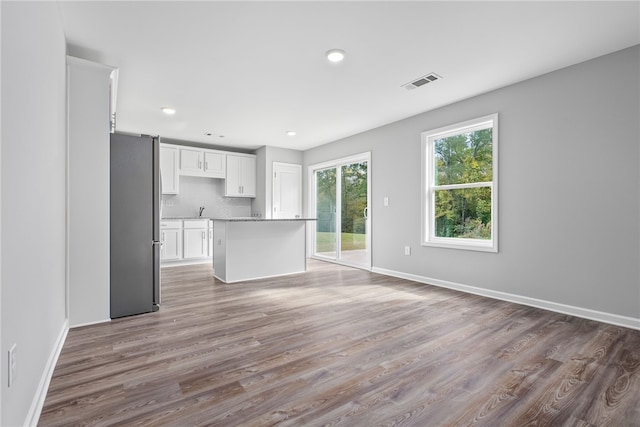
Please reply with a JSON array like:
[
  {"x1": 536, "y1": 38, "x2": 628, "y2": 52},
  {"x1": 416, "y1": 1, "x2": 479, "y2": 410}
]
[{"x1": 383, "y1": 197, "x2": 389, "y2": 206}]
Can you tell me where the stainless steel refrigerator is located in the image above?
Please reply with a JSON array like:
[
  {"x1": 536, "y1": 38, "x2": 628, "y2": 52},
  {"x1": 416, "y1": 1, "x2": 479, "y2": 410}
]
[{"x1": 110, "y1": 133, "x2": 161, "y2": 318}]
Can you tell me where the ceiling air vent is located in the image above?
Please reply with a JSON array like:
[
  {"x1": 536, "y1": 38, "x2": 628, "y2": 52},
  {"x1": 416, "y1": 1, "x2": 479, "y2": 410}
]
[{"x1": 402, "y1": 72, "x2": 442, "y2": 90}]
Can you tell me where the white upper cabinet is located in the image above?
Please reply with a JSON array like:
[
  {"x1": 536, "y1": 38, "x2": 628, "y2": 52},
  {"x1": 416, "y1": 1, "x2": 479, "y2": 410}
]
[
  {"x1": 160, "y1": 145, "x2": 179, "y2": 194},
  {"x1": 203, "y1": 151, "x2": 226, "y2": 178},
  {"x1": 160, "y1": 143, "x2": 254, "y2": 196},
  {"x1": 179, "y1": 148, "x2": 226, "y2": 178},
  {"x1": 179, "y1": 148, "x2": 202, "y2": 175},
  {"x1": 226, "y1": 154, "x2": 256, "y2": 197}
]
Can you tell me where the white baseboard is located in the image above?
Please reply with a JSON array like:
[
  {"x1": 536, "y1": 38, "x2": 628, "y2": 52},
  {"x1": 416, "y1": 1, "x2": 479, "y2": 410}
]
[
  {"x1": 25, "y1": 320, "x2": 69, "y2": 427},
  {"x1": 372, "y1": 267, "x2": 640, "y2": 331},
  {"x1": 161, "y1": 258, "x2": 212, "y2": 268},
  {"x1": 70, "y1": 318, "x2": 111, "y2": 329},
  {"x1": 214, "y1": 269, "x2": 306, "y2": 284}
]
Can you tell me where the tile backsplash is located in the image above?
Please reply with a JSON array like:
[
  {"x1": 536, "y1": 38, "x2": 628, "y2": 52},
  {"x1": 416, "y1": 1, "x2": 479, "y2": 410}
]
[{"x1": 161, "y1": 176, "x2": 251, "y2": 218}]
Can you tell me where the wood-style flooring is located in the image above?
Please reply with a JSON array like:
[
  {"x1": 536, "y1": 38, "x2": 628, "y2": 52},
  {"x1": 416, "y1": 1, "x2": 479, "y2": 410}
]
[{"x1": 39, "y1": 260, "x2": 640, "y2": 426}]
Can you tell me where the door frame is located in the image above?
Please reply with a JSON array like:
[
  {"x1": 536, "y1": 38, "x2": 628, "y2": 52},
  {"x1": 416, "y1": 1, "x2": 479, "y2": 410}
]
[{"x1": 308, "y1": 152, "x2": 371, "y2": 270}]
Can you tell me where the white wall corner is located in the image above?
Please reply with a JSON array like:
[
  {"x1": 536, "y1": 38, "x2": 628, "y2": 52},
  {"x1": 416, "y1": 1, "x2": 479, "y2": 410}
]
[
  {"x1": 67, "y1": 56, "x2": 113, "y2": 327},
  {"x1": 24, "y1": 320, "x2": 69, "y2": 427},
  {"x1": 371, "y1": 267, "x2": 640, "y2": 331}
]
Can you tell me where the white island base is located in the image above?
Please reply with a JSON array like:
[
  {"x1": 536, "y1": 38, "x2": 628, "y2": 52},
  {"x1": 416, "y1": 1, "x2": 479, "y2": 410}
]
[{"x1": 212, "y1": 219, "x2": 312, "y2": 283}]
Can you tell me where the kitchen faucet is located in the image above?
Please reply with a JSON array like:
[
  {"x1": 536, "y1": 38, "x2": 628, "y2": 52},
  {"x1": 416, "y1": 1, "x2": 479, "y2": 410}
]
[{"x1": 199, "y1": 206, "x2": 205, "y2": 217}]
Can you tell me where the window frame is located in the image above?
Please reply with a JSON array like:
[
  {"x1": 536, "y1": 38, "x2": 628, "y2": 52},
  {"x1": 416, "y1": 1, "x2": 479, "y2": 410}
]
[{"x1": 421, "y1": 113, "x2": 498, "y2": 252}]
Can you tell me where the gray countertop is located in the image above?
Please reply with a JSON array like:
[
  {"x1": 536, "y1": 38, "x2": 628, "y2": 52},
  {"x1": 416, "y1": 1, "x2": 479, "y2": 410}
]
[
  {"x1": 162, "y1": 217, "x2": 316, "y2": 221},
  {"x1": 212, "y1": 217, "x2": 317, "y2": 222},
  {"x1": 161, "y1": 217, "x2": 212, "y2": 220}
]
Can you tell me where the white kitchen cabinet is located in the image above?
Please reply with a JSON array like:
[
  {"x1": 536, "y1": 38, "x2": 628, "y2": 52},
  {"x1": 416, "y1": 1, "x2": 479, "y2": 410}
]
[
  {"x1": 160, "y1": 220, "x2": 182, "y2": 261},
  {"x1": 180, "y1": 148, "x2": 226, "y2": 178},
  {"x1": 226, "y1": 154, "x2": 256, "y2": 197},
  {"x1": 203, "y1": 151, "x2": 225, "y2": 178},
  {"x1": 179, "y1": 148, "x2": 203, "y2": 175},
  {"x1": 160, "y1": 145, "x2": 179, "y2": 194},
  {"x1": 208, "y1": 220, "x2": 214, "y2": 257},
  {"x1": 183, "y1": 219, "x2": 208, "y2": 259}
]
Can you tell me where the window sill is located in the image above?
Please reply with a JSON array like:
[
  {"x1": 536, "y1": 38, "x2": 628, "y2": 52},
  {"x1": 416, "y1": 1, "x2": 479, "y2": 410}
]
[{"x1": 421, "y1": 239, "x2": 497, "y2": 253}]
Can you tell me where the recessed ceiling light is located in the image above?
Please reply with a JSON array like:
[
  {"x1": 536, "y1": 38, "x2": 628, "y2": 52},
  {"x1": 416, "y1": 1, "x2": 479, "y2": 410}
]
[
  {"x1": 205, "y1": 132, "x2": 224, "y2": 138},
  {"x1": 286, "y1": 131, "x2": 297, "y2": 136},
  {"x1": 326, "y1": 49, "x2": 345, "y2": 63},
  {"x1": 161, "y1": 107, "x2": 176, "y2": 115}
]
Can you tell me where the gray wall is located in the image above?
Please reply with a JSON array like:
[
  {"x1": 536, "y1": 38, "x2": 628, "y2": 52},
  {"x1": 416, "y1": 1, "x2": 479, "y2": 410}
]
[
  {"x1": 304, "y1": 46, "x2": 640, "y2": 320},
  {"x1": 253, "y1": 146, "x2": 267, "y2": 217},
  {"x1": 162, "y1": 176, "x2": 251, "y2": 218},
  {"x1": 1, "y1": 2, "x2": 68, "y2": 425},
  {"x1": 253, "y1": 146, "x2": 303, "y2": 218}
]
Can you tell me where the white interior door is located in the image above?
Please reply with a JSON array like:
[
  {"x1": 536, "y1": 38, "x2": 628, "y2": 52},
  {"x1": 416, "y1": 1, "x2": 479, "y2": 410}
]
[{"x1": 273, "y1": 162, "x2": 302, "y2": 218}]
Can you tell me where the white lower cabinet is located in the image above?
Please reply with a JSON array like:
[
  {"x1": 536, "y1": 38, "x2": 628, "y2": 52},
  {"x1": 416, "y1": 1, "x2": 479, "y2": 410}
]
[
  {"x1": 183, "y1": 229, "x2": 208, "y2": 259},
  {"x1": 161, "y1": 219, "x2": 213, "y2": 263},
  {"x1": 160, "y1": 220, "x2": 182, "y2": 261},
  {"x1": 181, "y1": 219, "x2": 209, "y2": 260},
  {"x1": 208, "y1": 220, "x2": 214, "y2": 257}
]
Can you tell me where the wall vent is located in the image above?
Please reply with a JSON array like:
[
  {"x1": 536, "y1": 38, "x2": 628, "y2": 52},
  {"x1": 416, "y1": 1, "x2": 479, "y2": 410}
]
[{"x1": 402, "y1": 73, "x2": 442, "y2": 90}]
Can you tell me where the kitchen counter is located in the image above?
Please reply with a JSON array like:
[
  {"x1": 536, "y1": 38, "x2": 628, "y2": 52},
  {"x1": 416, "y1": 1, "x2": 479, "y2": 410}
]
[
  {"x1": 212, "y1": 217, "x2": 316, "y2": 222},
  {"x1": 162, "y1": 217, "x2": 315, "y2": 221},
  {"x1": 212, "y1": 218, "x2": 313, "y2": 283},
  {"x1": 161, "y1": 216, "x2": 212, "y2": 220}
]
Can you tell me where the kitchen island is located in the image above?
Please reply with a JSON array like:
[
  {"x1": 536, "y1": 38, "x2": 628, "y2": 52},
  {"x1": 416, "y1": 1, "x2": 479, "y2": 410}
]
[{"x1": 212, "y1": 218, "x2": 315, "y2": 283}]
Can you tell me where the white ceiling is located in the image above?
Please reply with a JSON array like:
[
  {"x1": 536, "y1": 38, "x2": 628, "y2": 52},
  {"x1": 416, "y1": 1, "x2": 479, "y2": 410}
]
[{"x1": 58, "y1": 1, "x2": 640, "y2": 151}]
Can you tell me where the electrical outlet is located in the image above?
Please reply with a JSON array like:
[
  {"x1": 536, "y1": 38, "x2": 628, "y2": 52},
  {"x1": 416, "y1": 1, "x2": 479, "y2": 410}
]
[
  {"x1": 404, "y1": 246, "x2": 411, "y2": 256},
  {"x1": 8, "y1": 344, "x2": 16, "y2": 387}
]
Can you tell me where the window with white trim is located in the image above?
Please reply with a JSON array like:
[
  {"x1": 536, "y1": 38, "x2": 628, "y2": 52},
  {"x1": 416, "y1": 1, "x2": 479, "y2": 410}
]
[{"x1": 422, "y1": 114, "x2": 498, "y2": 252}]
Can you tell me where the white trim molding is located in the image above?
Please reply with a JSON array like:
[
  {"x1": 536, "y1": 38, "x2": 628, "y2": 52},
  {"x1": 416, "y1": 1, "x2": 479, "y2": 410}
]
[
  {"x1": 25, "y1": 320, "x2": 69, "y2": 427},
  {"x1": 372, "y1": 267, "x2": 640, "y2": 331},
  {"x1": 421, "y1": 113, "x2": 498, "y2": 252},
  {"x1": 70, "y1": 318, "x2": 111, "y2": 329},
  {"x1": 307, "y1": 151, "x2": 372, "y2": 270}
]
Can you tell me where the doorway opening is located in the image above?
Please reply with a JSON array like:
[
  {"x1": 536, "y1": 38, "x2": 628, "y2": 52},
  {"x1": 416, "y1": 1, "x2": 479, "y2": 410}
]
[{"x1": 309, "y1": 152, "x2": 371, "y2": 270}]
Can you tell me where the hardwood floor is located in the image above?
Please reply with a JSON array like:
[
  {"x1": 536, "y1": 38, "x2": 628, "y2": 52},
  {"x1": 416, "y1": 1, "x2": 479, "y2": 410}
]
[{"x1": 40, "y1": 260, "x2": 640, "y2": 426}]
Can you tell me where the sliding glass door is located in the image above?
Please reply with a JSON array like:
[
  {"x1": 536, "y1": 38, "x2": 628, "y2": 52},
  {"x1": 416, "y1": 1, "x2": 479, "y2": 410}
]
[{"x1": 311, "y1": 153, "x2": 370, "y2": 269}]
